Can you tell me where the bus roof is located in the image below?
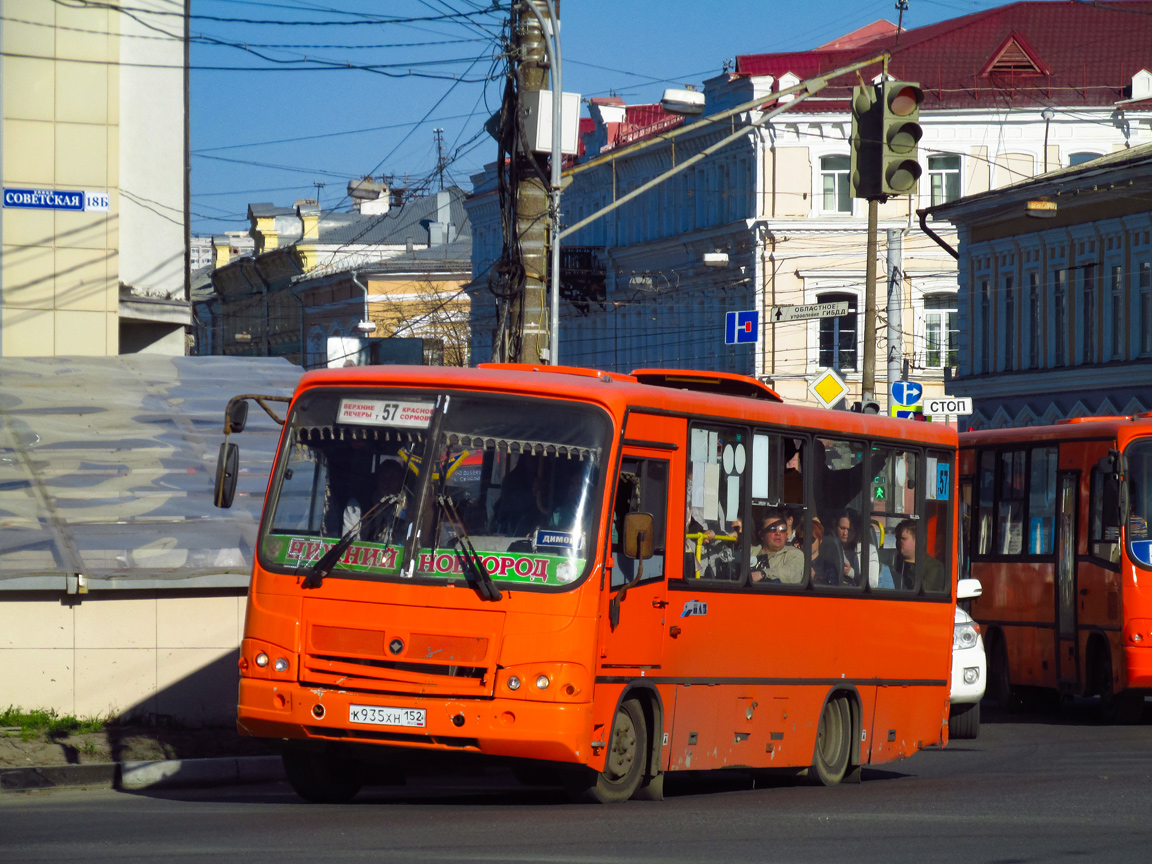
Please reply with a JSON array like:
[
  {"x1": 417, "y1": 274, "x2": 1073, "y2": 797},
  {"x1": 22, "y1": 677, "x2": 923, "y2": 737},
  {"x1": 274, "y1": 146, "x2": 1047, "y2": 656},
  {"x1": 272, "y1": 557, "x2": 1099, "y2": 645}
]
[
  {"x1": 295, "y1": 364, "x2": 958, "y2": 448},
  {"x1": 960, "y1": 414, "x2": 1152, "y2": 447}
]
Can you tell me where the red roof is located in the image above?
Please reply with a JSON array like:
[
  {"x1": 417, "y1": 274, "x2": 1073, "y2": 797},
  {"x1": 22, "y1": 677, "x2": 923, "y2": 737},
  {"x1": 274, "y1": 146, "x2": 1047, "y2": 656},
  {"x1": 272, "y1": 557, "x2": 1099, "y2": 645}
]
[{"x1": 736, "y1": 1, "x2": 1152, "y2": 111}]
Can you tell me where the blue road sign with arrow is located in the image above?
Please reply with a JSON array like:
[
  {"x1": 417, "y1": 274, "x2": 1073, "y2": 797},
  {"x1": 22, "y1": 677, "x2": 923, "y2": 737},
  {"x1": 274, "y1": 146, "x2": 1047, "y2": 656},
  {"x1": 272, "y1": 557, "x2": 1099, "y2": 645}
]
[{"x1": 890, "y1": 380, "x2": 923, "y2": 407}]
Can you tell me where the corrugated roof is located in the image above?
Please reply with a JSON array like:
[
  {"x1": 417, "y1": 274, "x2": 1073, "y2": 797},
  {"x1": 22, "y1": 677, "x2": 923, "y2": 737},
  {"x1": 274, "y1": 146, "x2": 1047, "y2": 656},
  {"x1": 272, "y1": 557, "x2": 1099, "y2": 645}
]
[
  {"x1": 0, "y1": 356, "x2": 302, "y2": 590},
  {"x1": 736, "y1": 0, "x2": 1152, "y2": 111}
]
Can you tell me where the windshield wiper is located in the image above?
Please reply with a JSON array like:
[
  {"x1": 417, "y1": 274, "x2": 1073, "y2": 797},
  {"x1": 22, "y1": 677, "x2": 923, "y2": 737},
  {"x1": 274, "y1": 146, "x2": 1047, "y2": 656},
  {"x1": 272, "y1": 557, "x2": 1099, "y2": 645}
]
[
  {"x1": 301, "y1": 493, "x2": 403, "y2": 589},
  {"x1": 439, "y1": 492, "x2": 502, "y2": 602}
]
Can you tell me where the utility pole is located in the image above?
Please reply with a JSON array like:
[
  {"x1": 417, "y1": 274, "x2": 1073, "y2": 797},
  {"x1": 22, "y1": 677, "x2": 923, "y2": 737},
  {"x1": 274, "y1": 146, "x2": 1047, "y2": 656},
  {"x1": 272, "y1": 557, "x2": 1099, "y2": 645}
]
[
  {"x1": 862, "y1": 199, "x2": 879, "y2": 408},
  {"x1": 886, "y1": 229, "x2": 904, "y2": 412},
  {"x1": 507, "y1": 0, "x2": 553, "y2": 364}
]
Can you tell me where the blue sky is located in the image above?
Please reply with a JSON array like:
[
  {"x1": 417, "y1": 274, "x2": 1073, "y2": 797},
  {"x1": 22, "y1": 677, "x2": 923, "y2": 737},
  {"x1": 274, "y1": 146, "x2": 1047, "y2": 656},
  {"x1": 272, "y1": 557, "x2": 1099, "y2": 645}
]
[{"x1": 189, "y1": 0, "x2": 1018, "y2": 236}]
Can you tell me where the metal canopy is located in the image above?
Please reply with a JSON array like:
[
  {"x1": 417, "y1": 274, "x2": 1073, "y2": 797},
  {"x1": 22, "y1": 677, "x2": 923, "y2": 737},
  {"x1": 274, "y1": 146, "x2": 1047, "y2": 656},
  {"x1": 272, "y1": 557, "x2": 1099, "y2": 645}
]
[{"x1": 0, "y1": 356, "x2": 301, "y2": 591}]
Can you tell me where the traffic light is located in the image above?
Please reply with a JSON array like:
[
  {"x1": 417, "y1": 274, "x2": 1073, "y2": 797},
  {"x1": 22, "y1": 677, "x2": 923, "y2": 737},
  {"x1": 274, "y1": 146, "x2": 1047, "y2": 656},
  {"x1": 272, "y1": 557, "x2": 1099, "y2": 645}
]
[
  {"x1": 851, "y1": 400, "x2": 881, "y2": 414},
  {"x1": 849, "y1": 85, "x2": 881, "y2": 200},
  {"x1": 879, "y1": 80, "x2": 924, "y2": 196}
]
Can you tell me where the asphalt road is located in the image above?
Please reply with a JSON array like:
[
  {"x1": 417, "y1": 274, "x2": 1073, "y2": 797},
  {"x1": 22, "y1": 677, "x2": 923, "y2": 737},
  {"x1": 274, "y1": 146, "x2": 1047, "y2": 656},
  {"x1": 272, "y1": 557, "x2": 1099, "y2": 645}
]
[{"x1": 2, "y1": 700, "x2": 1151, "y2": 864}]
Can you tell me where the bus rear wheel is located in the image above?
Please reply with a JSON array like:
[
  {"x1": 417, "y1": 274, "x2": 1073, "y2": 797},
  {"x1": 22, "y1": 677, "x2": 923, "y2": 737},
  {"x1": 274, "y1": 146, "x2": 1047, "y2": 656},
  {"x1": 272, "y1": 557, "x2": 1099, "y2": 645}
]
[
  {"x1": 809, "y1": 693, "x2": 852, "y2": 786},
  {"x1": 567, "y1": 698, "x2": 647, "y2": 803},
  {"x1": 282, "y1": 748, "x2": 363, "y2": 803}
]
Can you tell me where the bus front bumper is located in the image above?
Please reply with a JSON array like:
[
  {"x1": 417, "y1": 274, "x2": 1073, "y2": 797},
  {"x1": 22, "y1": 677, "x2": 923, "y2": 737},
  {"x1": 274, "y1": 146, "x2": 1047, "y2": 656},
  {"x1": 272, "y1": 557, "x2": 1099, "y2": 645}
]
[
  {"x1": 237, "y1": 678, "x2": 597, "y2": 766},
  {"x1": 1124, "y1": 644, "x2": 1152, "y2": 690}
]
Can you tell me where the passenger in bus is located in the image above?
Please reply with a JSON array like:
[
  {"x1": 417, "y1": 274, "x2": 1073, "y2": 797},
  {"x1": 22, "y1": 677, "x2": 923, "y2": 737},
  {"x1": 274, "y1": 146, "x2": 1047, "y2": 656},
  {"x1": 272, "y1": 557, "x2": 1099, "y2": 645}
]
[
  {"x1": 836, "y1": 509, "x2": 892, "y2": 588},
  {"x1": 491, "y1": 454, "x2": 543, "y2": 536},
  {"x1": 360, "y1": 459, "x2": 407, "y2": 542},
  {"x1": 891, "y1": 519, "x2": 947, "y2": 592},
  {"x1": 796, "y1": 517, "x2": 839, "y2": 586},
  {"x1": 750, "y1": 510, "x2": 804, "y2": 584}
]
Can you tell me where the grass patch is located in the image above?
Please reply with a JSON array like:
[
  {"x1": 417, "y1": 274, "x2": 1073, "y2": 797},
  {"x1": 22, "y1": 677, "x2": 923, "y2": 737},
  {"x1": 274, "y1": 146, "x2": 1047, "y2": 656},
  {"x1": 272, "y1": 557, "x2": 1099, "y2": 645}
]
[{"x1": 0, "y1": 707, "x2": 108, "y2": 739}]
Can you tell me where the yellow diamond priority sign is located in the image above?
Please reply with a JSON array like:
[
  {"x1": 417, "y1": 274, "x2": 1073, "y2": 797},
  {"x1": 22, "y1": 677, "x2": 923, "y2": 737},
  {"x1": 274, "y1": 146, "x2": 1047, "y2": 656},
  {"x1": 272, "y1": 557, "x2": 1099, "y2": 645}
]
[{"x1": 809, "y1": 368, "x2": 849, "y2": 409}]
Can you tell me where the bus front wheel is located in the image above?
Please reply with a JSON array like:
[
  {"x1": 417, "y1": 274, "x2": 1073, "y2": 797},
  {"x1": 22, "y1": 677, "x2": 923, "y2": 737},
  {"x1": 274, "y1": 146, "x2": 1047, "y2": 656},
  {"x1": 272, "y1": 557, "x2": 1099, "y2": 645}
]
[
  {"x1": 282, "y1": 748, "x2": 363, "y2": 804},
  {"x1": 1094, "y1": 647, "x2": 1144, "y2": 725},
  {"x1": 568, "y1": 698, "x2": 647, "y2": 803},
  {"x1": 809, "y1": 693, "x2": 852, "y2": 786}
]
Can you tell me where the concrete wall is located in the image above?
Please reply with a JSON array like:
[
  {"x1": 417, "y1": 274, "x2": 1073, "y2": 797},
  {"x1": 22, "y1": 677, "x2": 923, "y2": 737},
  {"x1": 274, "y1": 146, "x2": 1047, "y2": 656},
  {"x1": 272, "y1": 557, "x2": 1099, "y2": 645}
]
[{"x1": 0, "y1": 590, "x2": 247, "y2": 725}]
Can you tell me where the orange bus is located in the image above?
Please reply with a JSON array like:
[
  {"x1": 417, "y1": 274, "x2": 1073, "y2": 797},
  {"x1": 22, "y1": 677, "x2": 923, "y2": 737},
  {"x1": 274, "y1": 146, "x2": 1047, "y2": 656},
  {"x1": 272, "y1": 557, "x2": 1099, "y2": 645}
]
[
  {"x1": 958, "y1": 415, "x2": 1152, "y2": 722},
  {"x1": 215, "y1": 364, "x2": 959, "y2": 802}
]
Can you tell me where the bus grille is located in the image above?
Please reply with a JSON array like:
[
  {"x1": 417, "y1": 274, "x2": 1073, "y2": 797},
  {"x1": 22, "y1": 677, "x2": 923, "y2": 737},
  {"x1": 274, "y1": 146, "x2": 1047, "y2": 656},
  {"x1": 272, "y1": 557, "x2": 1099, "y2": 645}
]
[{"x1": 301, "y1": 623, "x2": 494, "y2": 696}]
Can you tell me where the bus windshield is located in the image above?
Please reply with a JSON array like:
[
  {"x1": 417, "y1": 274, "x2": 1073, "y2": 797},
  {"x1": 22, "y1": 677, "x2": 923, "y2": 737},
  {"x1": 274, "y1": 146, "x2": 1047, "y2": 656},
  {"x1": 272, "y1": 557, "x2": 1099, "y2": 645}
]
[
  {"x1": 260, "y1": 389, "x2": 609, "y2": 589},
  {"x1": 1127, "y1": 438, "x2": 1152, "y2": 568}
]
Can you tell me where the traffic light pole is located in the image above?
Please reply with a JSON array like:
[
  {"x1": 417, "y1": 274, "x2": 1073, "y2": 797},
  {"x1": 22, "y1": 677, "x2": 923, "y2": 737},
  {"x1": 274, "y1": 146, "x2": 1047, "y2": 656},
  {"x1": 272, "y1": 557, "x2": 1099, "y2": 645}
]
[{"x1": 862, "y1": 198, "x2": 878, "y2": 407}]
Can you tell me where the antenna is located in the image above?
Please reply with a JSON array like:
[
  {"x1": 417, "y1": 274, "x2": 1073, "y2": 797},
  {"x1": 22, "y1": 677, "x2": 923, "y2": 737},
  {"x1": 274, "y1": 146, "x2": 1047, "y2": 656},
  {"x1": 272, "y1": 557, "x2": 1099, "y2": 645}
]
[{"x1": 433, "y1": 128, "x2": 446, "y2": 191}]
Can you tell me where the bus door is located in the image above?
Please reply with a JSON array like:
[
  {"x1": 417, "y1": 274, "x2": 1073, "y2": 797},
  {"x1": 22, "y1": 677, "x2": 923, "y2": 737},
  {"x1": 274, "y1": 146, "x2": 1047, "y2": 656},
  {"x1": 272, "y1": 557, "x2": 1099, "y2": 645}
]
[
  {"x1": 600, "y1": 419, "x2": 681, "y2": 670},
  {"x1": 1055, "y1": 471, "x2": 1079, "y2": 687}
]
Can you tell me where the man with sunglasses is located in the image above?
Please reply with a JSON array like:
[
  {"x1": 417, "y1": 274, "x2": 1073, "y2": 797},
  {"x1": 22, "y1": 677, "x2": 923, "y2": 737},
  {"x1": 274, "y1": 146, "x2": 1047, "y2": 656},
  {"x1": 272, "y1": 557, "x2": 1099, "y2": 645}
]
[{"x1": 750, "y1": 509, "x2": 804, "y2": 584}]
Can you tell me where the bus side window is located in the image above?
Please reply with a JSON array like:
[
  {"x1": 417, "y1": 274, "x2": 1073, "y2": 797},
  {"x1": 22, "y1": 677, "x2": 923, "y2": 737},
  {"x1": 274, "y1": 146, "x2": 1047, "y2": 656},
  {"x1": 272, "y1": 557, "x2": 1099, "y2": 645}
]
[
  {"x1": 976, "y1": 451, "x2": 995, "y2": 556},
  {"x1": 870, "y1": 447, "x2": 917, "y2": 592},
  {"x1": 612, "y1": 458, "x2": 668, "y2": 588},
  {"x1": 922, "y1": 451, "x2": 953, "y2": 595},
  {"x1": 1028, "y1": 447, "x2": 1058, "y2": 555},
  {"x1": 815, "y1": 437, "x2": 866, "y2": 589},
  {"x1": 686, "y1": 424, "x2": 748, "y2": 582},
  {"x1": 1089, "y1": 467, "x2": 1121, "y2": 564}
]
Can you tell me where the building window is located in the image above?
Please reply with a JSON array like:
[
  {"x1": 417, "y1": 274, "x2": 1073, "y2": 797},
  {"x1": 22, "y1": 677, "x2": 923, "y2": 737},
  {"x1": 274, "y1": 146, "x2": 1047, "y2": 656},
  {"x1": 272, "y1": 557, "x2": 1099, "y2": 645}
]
[
  {"x1": 818, "y1": 292, "x2": 857, "y2": 371},
  {"x1": 924, "y1": 293, "x2": 959, "y2": 370},
  {"x1": 980, "y1": 280, "x2": 991, "y2": 372},
  {"x1": 1082, "y1": 265, "x2": 1095, "y2": 364},
  {"x1": 1141, "y1": 262, "x2": 1152, "y2": 356},
  {"x1": 928, "y1": 155, "x2": 961, "y2": 206},
  {"x1": 1029, "y1": 272, "x2": 1041, "y2": 369},
  {"x1": 1054, "y1": 269, "x2": 1066, "y2": 366},
  {"x1": 1004, "y1": 276, "x2": 1015, "y2": 371},
  {"x1": 1068, "y1": 151, "x2": 1102, "y2": 167},
  {"x1": 1110, "y1": 265, "x2": 1123, "y2": 360},
  {"x1": 820, "y1": 155, "x2": 851, "y2": 213}
]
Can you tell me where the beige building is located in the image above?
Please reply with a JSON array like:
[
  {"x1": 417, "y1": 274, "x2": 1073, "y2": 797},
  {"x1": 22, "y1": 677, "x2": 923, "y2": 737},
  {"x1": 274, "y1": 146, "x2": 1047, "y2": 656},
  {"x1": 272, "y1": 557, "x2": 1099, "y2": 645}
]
[{"x1": 1, "y1": 0, "x2": 190, "y2": 357}]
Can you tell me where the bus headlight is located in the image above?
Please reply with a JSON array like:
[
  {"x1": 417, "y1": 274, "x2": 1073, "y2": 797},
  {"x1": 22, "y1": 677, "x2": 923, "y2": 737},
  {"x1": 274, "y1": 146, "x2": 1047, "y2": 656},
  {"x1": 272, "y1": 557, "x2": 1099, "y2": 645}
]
[
  {"x1": 255, "y1": 652, "x2": 270, "y2": 668},
  {"x1": 274, "y1": 657, "x2": 290, "y2": 673},
  {"x1": 499, "y1": 663, "x2": 589, "y2": 702}
]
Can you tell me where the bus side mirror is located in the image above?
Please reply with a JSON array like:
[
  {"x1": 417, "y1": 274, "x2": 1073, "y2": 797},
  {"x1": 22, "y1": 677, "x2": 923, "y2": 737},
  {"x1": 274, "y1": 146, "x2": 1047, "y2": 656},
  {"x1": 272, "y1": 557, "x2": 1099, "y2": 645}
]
[
  {"x1": 226, "y1": 399, "x2": 250, "y2": 434},
  {"x1": 623, "y1": 512, "x2": 655, "y2": 559},
  {"x1": 214, "y1": 441, "x2": 240, "y2": 508}
]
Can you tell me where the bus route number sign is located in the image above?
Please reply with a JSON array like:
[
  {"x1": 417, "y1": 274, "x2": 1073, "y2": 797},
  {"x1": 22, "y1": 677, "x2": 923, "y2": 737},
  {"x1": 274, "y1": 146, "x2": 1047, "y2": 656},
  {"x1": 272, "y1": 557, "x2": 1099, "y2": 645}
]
[{"x1": 338, "y1": 398, "x2": 433, "y2": 428}]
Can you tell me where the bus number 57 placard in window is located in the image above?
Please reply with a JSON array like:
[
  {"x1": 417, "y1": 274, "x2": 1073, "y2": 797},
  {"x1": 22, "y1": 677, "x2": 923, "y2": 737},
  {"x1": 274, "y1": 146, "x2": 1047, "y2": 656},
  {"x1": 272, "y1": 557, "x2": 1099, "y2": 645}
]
[{"x1": 936, "y1": 463, "x2": 951, "y2": 500}]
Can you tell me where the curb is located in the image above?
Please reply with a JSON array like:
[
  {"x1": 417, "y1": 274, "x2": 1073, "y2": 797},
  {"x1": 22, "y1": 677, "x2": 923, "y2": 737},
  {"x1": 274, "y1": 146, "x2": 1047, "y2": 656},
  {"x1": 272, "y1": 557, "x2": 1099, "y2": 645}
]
[{"x1": 0, "y1": 755, "x2": 284, "y2": 793}]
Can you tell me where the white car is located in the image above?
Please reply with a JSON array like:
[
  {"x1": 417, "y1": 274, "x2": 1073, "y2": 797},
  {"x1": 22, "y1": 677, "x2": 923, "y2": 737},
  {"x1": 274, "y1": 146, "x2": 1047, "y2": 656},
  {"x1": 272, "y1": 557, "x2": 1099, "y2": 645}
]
[{"x1": 950, "y1": 578, "x2": 986, "y2": 739}]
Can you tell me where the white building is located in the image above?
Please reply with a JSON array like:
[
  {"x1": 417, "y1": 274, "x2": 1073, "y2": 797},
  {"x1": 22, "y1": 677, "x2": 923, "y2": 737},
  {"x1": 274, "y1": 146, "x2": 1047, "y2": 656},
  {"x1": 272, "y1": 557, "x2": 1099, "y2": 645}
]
[{"x1": 467, "y1": 1, "x2": 1152, "y2": 412}]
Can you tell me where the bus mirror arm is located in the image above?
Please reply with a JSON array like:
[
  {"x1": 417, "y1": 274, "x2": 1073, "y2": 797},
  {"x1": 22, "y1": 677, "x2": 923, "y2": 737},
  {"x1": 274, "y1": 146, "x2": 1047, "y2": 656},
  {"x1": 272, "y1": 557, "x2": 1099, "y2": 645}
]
[{"x1": 1098, "y1": 449, "x2": 1129, "y2": 531}]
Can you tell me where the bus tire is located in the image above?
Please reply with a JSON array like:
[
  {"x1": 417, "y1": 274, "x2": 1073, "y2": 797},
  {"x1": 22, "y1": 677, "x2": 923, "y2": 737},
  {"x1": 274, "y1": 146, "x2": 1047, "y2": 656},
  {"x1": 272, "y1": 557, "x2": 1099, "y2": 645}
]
[
  {"x1": 282, "y1": 749, "x2": 363, "y2": 804},
  {"x1": 568, "y1": 698, "x2": 647, "y2": 803},
  {"x1": 989, "y1": 632, "x2": 1018, "y2": 711},
  {"x1": 809, "y1": 693, "x2": 851, "y2": 786},
  {"x1": 949, "y1": 701, "x2": 980, "y2": 739},
  {"x1": 1094, "y1": 646, "x2": 1144, "y2": 725}
]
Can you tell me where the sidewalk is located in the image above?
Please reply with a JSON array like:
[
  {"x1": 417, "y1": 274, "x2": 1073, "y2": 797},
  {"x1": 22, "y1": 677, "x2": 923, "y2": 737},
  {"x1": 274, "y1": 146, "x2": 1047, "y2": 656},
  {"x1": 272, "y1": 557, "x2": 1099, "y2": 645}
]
[{"x1": 0, "y1": 754, "x2": 286, "y2": 793}]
